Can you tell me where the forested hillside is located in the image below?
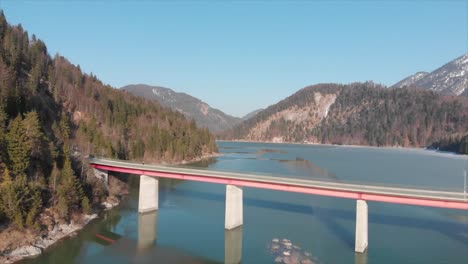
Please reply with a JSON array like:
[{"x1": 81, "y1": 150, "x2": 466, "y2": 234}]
[
  {"x1": 428, "y1": 134, "x2": 468, "y2": 154},
  {"x1": 0, "y1": 11, "x2": 217, "y2": 232},
  {"x1": 122, "y1": 84, "x2": 242, "y2": 133},
  {"x1": 223, "y1": 82, "x2": 468, "y2": 151}
]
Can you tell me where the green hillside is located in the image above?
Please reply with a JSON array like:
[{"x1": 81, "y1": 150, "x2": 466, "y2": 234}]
[{"x1": 0, "y1": 11, "x2": 217, "y2": 231}]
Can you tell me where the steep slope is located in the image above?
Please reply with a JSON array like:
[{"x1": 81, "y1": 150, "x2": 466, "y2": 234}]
[
  {"x1": 223, "y1": 82, "x2": 468, "y2": 148},
  {"x1": 122, "y1": 84, "x2": 241, "y2": 133},
  {"x1": 0, "y1": 11, "x2": 217, "y2": 238},
  {"x1": 242, "y1": 108, "x2": 264, "y2": 121},
  {"x1": 392, "y1": 54, "x2": 468, "y2": 96}
]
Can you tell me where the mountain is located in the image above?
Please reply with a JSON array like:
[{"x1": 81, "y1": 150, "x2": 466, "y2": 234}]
[
  {"x1": 392, "y1": 54, "x2": 468, "y2": 96},
  {"x1": 222, "y1": 82, "x2": 468, "y2": 148},
  {"x1": 392, "y1": 72, "x2": 429, "y2": 88},
  {"x1": 242, "y1": 108, "x2": 264, "y2": 120},
  {"x1": 122, "y1": 84, "x2": 241, "y2": 133},
  {"x1": 0, "y1": 10, "x2": 217, "y2": 240}
]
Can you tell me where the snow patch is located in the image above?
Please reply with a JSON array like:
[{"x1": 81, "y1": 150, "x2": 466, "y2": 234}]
[{"x1": 152, "y1": 88, "x2": 160, "y2": 96}]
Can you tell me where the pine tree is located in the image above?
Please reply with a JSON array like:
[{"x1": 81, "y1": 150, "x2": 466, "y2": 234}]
[
  {"x1": 57, "y1": 156, "x2": 84, "y2": 217},
  {"x1": 25, "y1": 187, "x2": 42, "y2": 228},
  {"x1": 7, "y1": 115, "x2": 31, "y2": 176},
  {"x1": 81, "y1": 196, "x2": 91, "y2": 214},
  {"x1": 57, "y1": 191, "x2": 68, "y2": 219},
  {"x1": 0, "y1": 166, "x2": 42, "y2": 228},
  {"x1": 0, "y1": 10, "x2": 7, "y2": 39},
  {"x1": 60, "y1": 112, "x2": 70, "y2": 140},
  {"x1": 23, "y1": 111, "x2": 46, "y2": 159},
  {"x1": 0, "y1": 107, "x2": 7, "y2": 163}
]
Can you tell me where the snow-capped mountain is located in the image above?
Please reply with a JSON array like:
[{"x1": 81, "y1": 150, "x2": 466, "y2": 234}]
[
  {"x1": 391, "y1": 72, "x2": 429, "y2": 89},
  {"x1": 392, "y1": 54, "x2": 468, "y2": 96}
]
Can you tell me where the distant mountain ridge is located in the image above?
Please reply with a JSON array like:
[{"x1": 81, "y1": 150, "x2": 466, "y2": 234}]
[
  {"x1": 392, "y1": 71, "x2": 428, "y2": 88},
  {"x1": 222, "y1": 82, "x2": 468, "y2": 148},
  {"x1": 242, "y1": 108, "x2": 264, "y2": 120},
  {"x1": 122, "y1": 84, "x2": 241, "y2": 132},
  {"x1": 392, "y1": 54, "x2": 468, "y2": 96}
]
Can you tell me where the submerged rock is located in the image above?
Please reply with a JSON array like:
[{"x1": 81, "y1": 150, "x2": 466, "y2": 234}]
[{"x1": 268, "y1": 238, "x2": 321, "y2": 264}]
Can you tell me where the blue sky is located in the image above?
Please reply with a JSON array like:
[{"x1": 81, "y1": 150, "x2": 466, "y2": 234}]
[{"x1": 1, "y1": 0, "x2": 467, "y2": 117}]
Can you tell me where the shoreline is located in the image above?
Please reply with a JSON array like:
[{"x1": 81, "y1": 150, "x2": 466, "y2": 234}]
[
  {"x1": 0, "y1": 214, "x2": 98, "y2": 264},
  {"x1": 217, "y1": 139, "x2": 468, "y2": 157},
  {"x1": 0, "y1": 153, "x2": 220, "y2": 264}
]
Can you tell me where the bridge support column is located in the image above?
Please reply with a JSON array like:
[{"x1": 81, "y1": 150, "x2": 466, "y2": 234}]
[
  {"x1": 355, "y1": 199, "x2": 368, "y2": 253},
  {"x1": 139, "y1": 175, "x2": 159, "y2": 213},
  {"x1": 225, "y1": 185, "x2": 243, "y2": 230}
]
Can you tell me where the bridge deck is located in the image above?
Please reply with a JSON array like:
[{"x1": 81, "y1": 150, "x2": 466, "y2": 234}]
[{"x1": 89, "y1": 157, "x2": 468, "y2": 210}]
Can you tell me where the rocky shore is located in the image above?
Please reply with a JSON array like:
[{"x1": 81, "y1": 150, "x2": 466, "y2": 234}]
[
  {"x1": 0, "y1": 174, "x2": 128, "y2": 263},
  {"x1": 0, "y1": 153, "x2": 217, "y2": 263},
  {"x1": 0, "y1": 214, "x2": 98, "y2": 264}
]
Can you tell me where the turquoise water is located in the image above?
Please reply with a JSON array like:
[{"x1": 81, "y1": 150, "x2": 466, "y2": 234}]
[{"x1": 21, "y1": 142, "x2": 468, "y2": 264}]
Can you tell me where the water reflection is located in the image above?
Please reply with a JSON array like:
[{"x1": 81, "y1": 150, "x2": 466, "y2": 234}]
[
  {"x1": 138, "y1": 211, "x2": 158, "y2": 251},
  {"x1": 19, "y1": 141, "x2": 468, "y2": 264},
  {"x1": 103, "y1": 238, "x2": 220, "y2": 264},
  {"x1": 93, "y1": 208, "x2": 220, "y2": 264},
  {"x1": 225, "y1": 226, "x2": 242, "y2": 264},
  {"x1": 102, "y1": 208, "x2": 122, "y2": 231},
  {"x1": 171, "y1": 187, "x2": 468, "y2": 247},
  {"x1": 355, "y1": 250, "x2": 368, "y2": 264}
]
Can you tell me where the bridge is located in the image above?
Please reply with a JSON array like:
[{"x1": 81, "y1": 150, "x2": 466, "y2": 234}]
[{"x1": 89, "y1": 157, "x2": 468, "y2": 255}]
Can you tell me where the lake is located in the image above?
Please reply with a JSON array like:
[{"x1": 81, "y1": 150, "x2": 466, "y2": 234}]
[{"x1": 20, "y1": 141, "x2": 468, "y2": 264}]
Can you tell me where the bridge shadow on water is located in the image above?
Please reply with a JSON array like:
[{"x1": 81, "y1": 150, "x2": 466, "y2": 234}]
[{"x1": 167, "y1": 188, "x2": 468, "y2": 250}]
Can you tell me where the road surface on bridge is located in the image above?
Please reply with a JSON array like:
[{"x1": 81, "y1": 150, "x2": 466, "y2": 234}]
[{"x1": 89, "y1": 157, "x2": 468, "y2": 210}]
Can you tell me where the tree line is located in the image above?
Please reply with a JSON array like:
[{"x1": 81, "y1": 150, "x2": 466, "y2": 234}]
[
  {"x1": 0, "y1": 11, "x2": 217, "y2": 230},
  {"x1": 222, "y1": 82, "x2": 468, "y2": 152}
]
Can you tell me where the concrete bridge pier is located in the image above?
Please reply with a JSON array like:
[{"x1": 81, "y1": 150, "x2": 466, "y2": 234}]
[
  {"x1": 355, "y1": 199, "x2": 368, "y2": 253},
  {"x1": 139, "y1": 175, "x2": 159, "y2": 213},
  {"x1": 225, "y1": 226, "x2": 243, "y2": 264},
  {"x1": 225, "y1": 185, "x2": 243, "y2": 230}
]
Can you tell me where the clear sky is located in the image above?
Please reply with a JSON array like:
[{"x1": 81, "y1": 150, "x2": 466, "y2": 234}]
[{"x1": 1, "y1": 0, "x2": 467, "y2": 117}]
